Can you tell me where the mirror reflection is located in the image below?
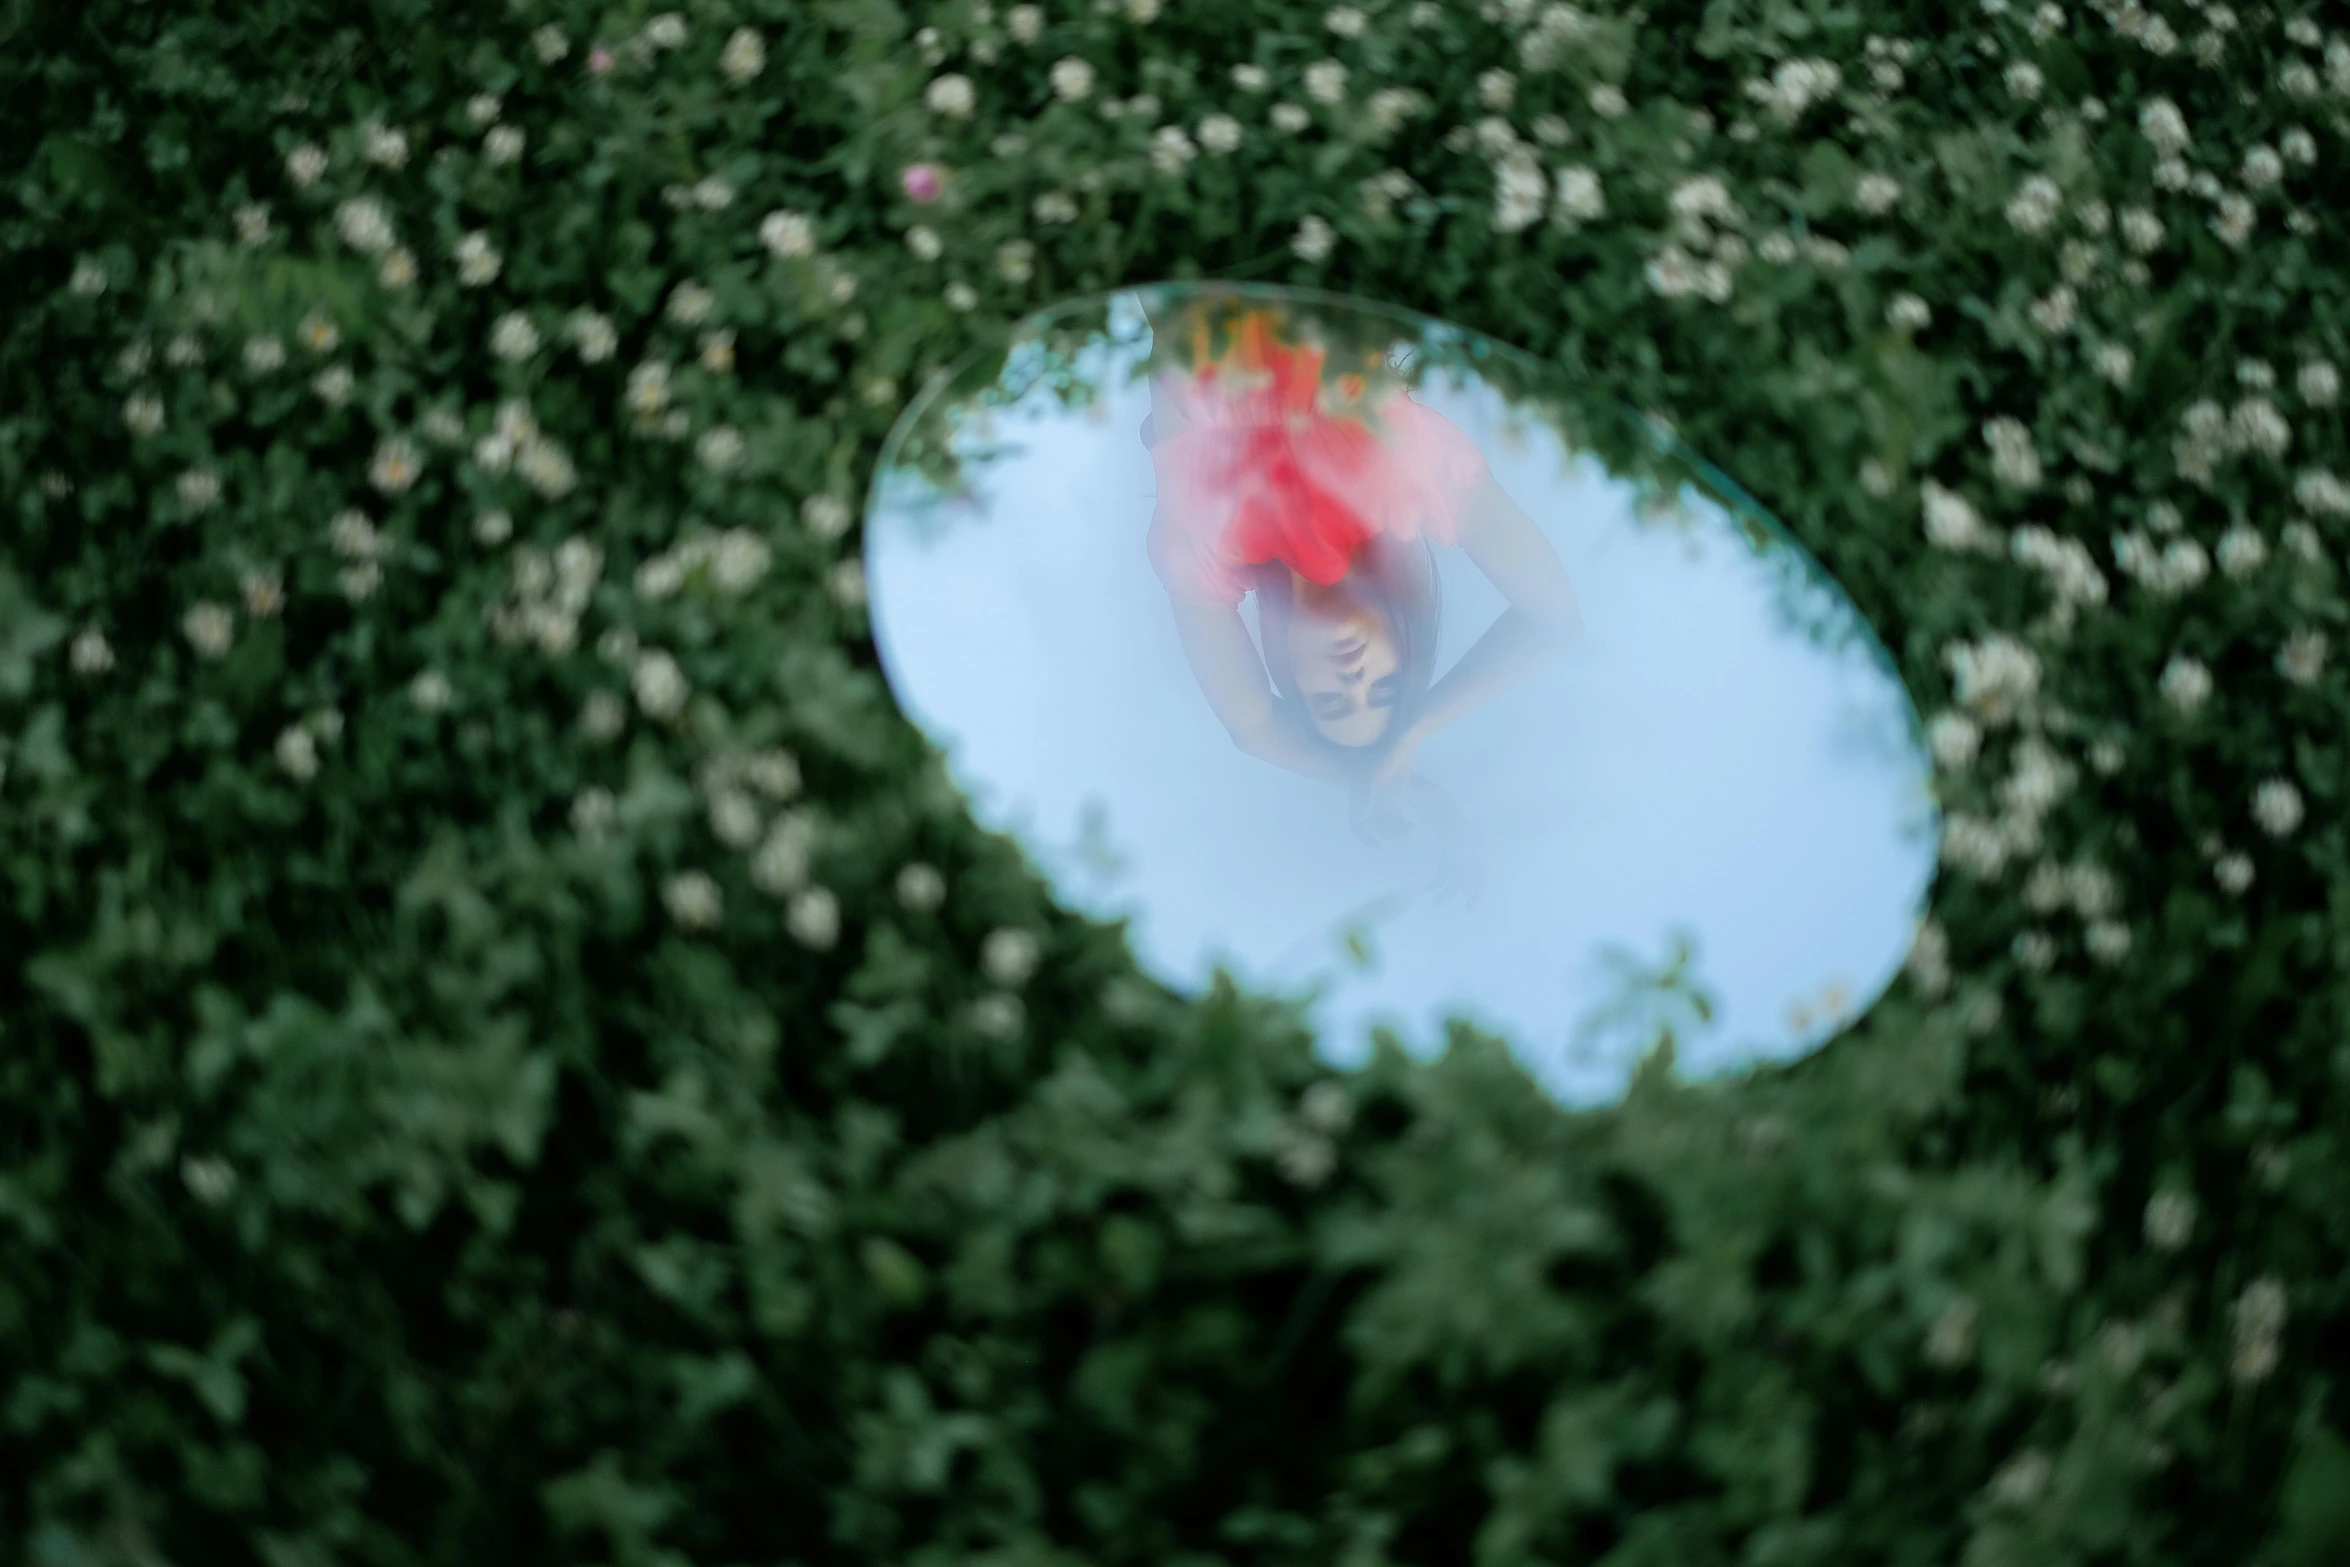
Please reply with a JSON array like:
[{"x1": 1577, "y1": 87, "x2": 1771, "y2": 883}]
[{"x1": 866, "y1": 284, "x2": 1938, "y2": 1106}]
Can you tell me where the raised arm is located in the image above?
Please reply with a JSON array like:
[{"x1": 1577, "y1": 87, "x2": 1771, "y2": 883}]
[
  {"x1": 1402, "y1": 467, "x2": 1581, "y2": 748},
  {"x1": 1163, "y1": 591, "x2": 1359, "y2": 789}
]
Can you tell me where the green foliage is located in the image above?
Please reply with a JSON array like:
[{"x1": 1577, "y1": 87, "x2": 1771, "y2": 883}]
[{"x1": 4, "y1": 0, "x2": 2348, "y2": 1563}]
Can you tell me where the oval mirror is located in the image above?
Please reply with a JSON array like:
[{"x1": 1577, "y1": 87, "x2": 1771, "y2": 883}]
[{"x1": 865, "y1": 283, "x2": 1938, "y2": 1106}]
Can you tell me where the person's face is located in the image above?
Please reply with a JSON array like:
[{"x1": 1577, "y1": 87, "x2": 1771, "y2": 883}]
[{"x1": 1286, "y1": 575, "x2": 1401, "y2": 746}]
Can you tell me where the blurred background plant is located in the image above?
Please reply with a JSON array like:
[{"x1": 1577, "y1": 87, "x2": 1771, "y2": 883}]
[{"x1": 3, "y1": 0, "x2": 2348, "y2": 1562}]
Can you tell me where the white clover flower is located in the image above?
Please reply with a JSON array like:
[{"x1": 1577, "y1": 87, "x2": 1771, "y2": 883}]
[
  {"x1": 292, "y1": 312, "x2": 340, "y2": 355},
  {"x1": 2295, "y1": 469, "x2": 2350, "y2": 517},
  {"x1": 926, "y1": 73, "x2": 976, "y2": 118},
  {"x1": 1940, "y1": 814, "x2": 2009, "y2": 877},
  {"x1": 893, "y1": 862, "x2": 947, "y2": 911},
  {"x1": 361, "y1": 119, "x2": 409, "y2": 169},
  {"x1": 2084, "y1": 920, "x2": 2131, "y2": 964},
  {"x1": 578, "y1": 690, "x2": 626, "y2": 742},
  {"x1": 489, "y1": 312, "x2": 542, "y2": 362},
  {"x1": 663, "y1": 871, "x2": 724, "y2": 931},
  {"x1": 1478, "y1": 68, "x2": 1516, "y2": 109},
  {"x1": 329, "y1": 508, "x2": 382, "y2": 560},
  {"x1": 995, "y1": 240, "x2": 1036, "y2": 284},
  {"x1": 760, "y1": 209, "x2": 817, "y2": 259},
  {"x1": 625, "y1": 360, "x2": 673, "y2": 421},
  {"x1": 2004, "y1": 60, "x2": 2043, "y2": 99},
  {"x1": 2138, "y1": 97, "x2": 2188, "y2": 155},
  {"x1": 2216, "y1": 524, "x2": 2268, "y2": 577},
  {"x1": 749, "y1": 811, "x2": 818, "y2": 896},
  {"x1": 696, "y1": 425, "x2": 746, "y2": 473},
  {"x1": 531, "y1": 23, "x2": 569, "y2": 63},
  {"x1": 2214, "y1": 852, "x2": 2255, "y2": 896},
  {"x1": 408, "y1": 668, "x2": 453, "y2": 712},
  {"x1": 1944, "y1": 634, "x2": 2040, "y2": 726},
  {"x1": 2281, "y1": 127, "x2": 2317, "y2": 167},
  {"x1": 1326, "y1": 3, "x2": 1367, "y2": 35},
  {"x1": 1540, "y1": 165, "x2": 1601, "y2": 225},
  {"x1": 720, "y1": 26, "x2": 767, "y2": 82},
  {"x1": 1008, "y1": 3, "x2": 1044, "y2": 42},
  {"x1": 828, "y1": 558, "x2": 868, "y2": 607},
  {"x1": 2227, "y1": 399, "x2": 2284, "y2": 460},
  {"x1": 484, "y1": 125, "x2": 526, "y2": 166},
  {"x1": 518, "y1": 435, "x2": 576, "y2": 499},
  {"x1": 1031, "y1": 191, "x2": 1079, "y2": 225},
  {"x1": 707, "y1": 788, "x2": 763, "y2": 850},
  {"x1": 377, "y1": 248, "x2": 417, "y2": 290},
  {"x1": 567, "y1": 310, "x2": 617, "y2": 364},
  {"x1": 2159, "y1": 655, "x2": 2212, "y2": 713},
  {"x1": 1979, "y1": 417, "x2": 2040, "y2": 490},
  {"x1": 1589, "y1": 83, "x2": 1629, "y2": 117},
  {"x1": 2011, "y1": 526, "x2": 2108, "y2": 605},
  {"x1": 788, "y1": 885, "x2": 841, "y2": 947},
  {"x1": 338, "y1": 560, "x2": 382, "y2": 601},
  {"x1": 2029, "y1": 285, "x2": 2076, "y2": 335},
  {"x1": 696, "y1": 329, "x2": 735, "y2": 375},
  {"x1": 69, "y1": 628, "x2": 115, "y2": 675},
  {"x1": 454, "y1": 231, "x2": 502, "y2": 287},
  {"x1": 1126, "y1": 0, "x2": 1161, "y2": 22},
  {"x1": 2210, "y1": 194, "x2": 2255, "y2": 249},
  {"x1": 707, "y1": 530, "x2": 770, "y2": 592},
  {"x1": 466, "y1": 93, "x2": 502, "y2": 126},
  {"x1": 2253, "y1": 779, "x2": 2305, "y2": 838},
  {"x1": 1887, "y1": 293, "x2": 1931, "y2": 331},
  {"x1": 2297, "y1": 361, "x2": 2339, "y2": 406},
  {"x1": 176, "y1": 467, "x2": 222, "y2": 514},
  {"x1": 2005, "y1": 175, "x2": 2063, "y2": 235},
  {"x1": 287, "y1": 143, "x2": 328, "y2": 187},
  {"x1": 2142, "y1": 1189, "x2": 2196, "y2": 1250},
  {"x1": 2241, "y1": 145, "x2": 2284, "y2": 190},
  {"x1": 1269, "y1": 102, "x2": 1311, "y2": 133},
  {"x1": 275, "y1": 725, "x2": 320, "y2": 781},
  {"x1": 2276, "y1": 629, "x2": 2327, "y2": 686},
  {"x1": 1854, "y1": 172, "x2": 1902, "y2": 214},
  {"x1": 1926, "y1": 711, "x2": 1980, "y2": 770},
  {"x1": 1197, "y1": 113, "x2": 1244, "y2": 155},
  {"x1": 368, "y1": 436, "x2": 422, "y2": 495},
  {"x1": 240, "y1": 568, "x2": 283, "y2": 618},
  {"x1": 666, "y1": 280, "x2": 715, "y2": 327},
  {"x1": 1305, "y1": 60, "x2": 1349, "y2": 104},
  {"x1": 2119, "y1": 206, "x2": 2164, "y2": 253},
  {"x1": 2092, "y1": 342, "x2": 2134, "y2": 386},
  {"x1": 970, "y1": 992, "x2": 1025, "y2": 1039},
  {"x1": 164, "y1": 332, "x2": 202, "y2": 368},
  {"x1": 1291, "y1": 214, "x2": 1336, "y2": 262},
  {"x1": 632, "y1": 650, "x2": 689, "y2": 720},
  {"x1": 1149, "y1": 125, "x2": 1198, "y2": 174},
  {"x1": 233, "y1": 203, "x2": 271, "y2": 246},
  {"x1": 796, "y1": 494, "x2": 849, "y2": 542},
  {"x1": 981, "y1": 927, "x2": 1042, "y2": 986},
  {"x1": 122, "y1": 392, "x2": 165, "y2": 438},
  {"x1": 570, "y1": 787, "x2": 617, "y2": 839},
  {"x1": 641, "y1": 10, "x2": 687, "y2": 49},
  {"x1": 334, "y1": 196, "x2": 397, "y2": 255},
  {"x1": 1492, "y1": 150, "x2": 1548, "y2": 233},
  {"x1": 1050, "y1": 56, "x2": 1095, "y2": 100},
  {"x1": 2230, "y1": 1278, "x2": 2288, "y2": 1385}
]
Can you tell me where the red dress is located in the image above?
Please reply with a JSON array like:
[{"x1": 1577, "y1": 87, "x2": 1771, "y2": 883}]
[{"x1": 1145, "y1": 309, "x2": 1488, "y2": 605}]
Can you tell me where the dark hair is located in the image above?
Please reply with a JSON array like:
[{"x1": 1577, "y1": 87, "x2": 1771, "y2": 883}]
[{"x1": 1248, "y1": 529, "x2": 1443, "y2": 777}]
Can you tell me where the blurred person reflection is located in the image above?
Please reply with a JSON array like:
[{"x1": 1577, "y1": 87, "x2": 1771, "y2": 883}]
[{"x1": 1138, "y1": 299, "x2": 1582, "y2": 904}]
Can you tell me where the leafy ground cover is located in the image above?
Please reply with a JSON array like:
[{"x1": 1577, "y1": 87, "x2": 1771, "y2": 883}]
[{"x1": 3, "y1": 0, "x2": 2348, "y2": 1562}]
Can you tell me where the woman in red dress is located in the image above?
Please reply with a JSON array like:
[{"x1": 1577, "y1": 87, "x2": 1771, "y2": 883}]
[{"x1": 1140, "y1": 300, "x2": 1583, "y2": 884}]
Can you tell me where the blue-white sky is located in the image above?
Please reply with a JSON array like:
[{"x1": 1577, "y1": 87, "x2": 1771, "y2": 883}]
[{"x1": 868, "y1": 307, "x2": 1939, "y2": 1107}]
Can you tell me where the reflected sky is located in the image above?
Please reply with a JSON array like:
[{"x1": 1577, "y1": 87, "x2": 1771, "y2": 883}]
[{"x1": 867, "y1": 287, "x2": 1939, "y2": 1107}]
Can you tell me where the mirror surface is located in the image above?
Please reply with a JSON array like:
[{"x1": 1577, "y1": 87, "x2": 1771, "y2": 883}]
[{"x1": 866, "y1": 284, "x2": 1938, "y2": 1106}]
